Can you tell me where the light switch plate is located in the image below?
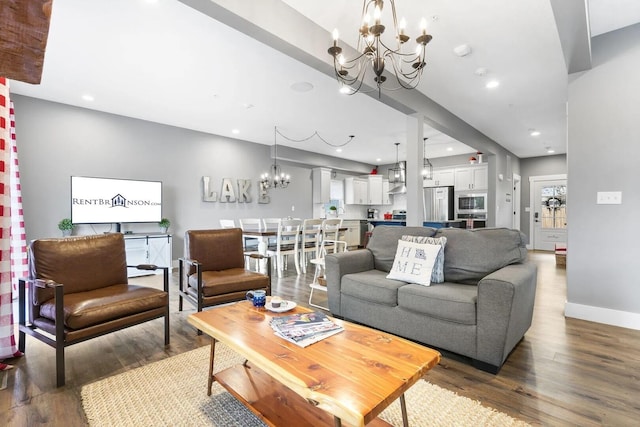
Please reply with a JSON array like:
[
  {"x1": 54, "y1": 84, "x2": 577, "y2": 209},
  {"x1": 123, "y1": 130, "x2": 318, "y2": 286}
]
[{"x1": 596, "y1": 191, "x2": 622, "y2": 204}]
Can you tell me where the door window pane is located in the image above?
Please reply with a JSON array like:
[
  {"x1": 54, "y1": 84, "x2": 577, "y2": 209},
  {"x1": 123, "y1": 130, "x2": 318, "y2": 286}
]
[{"x1": 540, "y1": 185, "x2": 566, "y2": 229}]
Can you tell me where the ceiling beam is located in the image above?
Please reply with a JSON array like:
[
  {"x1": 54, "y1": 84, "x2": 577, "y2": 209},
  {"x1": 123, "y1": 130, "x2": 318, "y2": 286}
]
[
  {"x1": 550, "y1": 0, "x2": 592, "y2": 74},
  {"x1": 178, "y1": 0, "x2": 518, "y2": 159}
]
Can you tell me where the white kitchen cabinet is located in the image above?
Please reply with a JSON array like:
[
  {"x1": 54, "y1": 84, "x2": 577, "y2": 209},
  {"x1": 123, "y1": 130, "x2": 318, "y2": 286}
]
[
  {"x1": 455, "y1": 164, "x2": 488, "y2": 191},
  {"x1": 312, "y1": 167, "x2": 332, "y2": 203},
  {"x1": 382, "y1": 179, "x2": 391, "y2": 205},
  {"x1": 124, "y1": 234, "x2": 172, "y2": 277},
  {"x1": 330, "y1": 179, "x2": 343, "y2": 200},
  {"x1": 367, "y1": 175, "x2": 383, "y2": 205},
  {"x1": 344, "y1": 177, "x2": 368, "y2": 204},
  {"x1": 341, "y1": 220, "x2": 362, "y2": 248},
  {"x1": 423, "y1": 168, "x2": 455, "y2": 187}
]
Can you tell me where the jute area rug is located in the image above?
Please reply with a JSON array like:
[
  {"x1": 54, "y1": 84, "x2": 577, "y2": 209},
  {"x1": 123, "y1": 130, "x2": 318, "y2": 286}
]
[{"x1": 81, "y1": 343, "x2": 530, "y2": 427}]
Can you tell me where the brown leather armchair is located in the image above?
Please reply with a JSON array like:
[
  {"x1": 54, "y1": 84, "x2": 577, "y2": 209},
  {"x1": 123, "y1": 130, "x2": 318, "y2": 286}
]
[
  {"x1": 178, "y1": 228, "x2": 271, "y2": 317},
  {"x1": 18, "y1": 233, "x2": 169, "y2": 387}
]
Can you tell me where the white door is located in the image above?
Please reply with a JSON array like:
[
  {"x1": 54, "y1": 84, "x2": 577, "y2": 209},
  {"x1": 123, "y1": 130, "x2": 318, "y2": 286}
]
[{"x1": 532, "y1": 178, "x2": 567, "y2": 251}]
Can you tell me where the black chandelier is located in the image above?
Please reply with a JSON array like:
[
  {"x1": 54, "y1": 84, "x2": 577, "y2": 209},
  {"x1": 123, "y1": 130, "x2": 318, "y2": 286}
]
[
  {"x1": 328, "y1": 0, "x2": 433, "y2": 96},
  {"x1": 260, "y1": 127, "x2": 290, "y2": 189}
]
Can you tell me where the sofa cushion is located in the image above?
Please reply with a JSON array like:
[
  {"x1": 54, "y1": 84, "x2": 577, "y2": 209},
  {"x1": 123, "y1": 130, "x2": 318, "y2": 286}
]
[
  {"x1": 401, "y1": 235, "x2": 447, "y2": 283},
  {"x1": 39, "y1": 284, "x2": 168, "y2": 330},
  {"x1": 435, "y1": 228, "x2": 528, "y2": 285},
  {"x1": 341, "y1": 270, "x2": 405, "y2": 307},
  {"x1": 367, "y1": 226, "x2": 437, "y2": 272},
  {"x1": 386, "y1": 239, "x2": 441, "y2": 286},
  {"x1": 189, "y1": 268, "x2": 269, "y2": 297},
  {"x1": 398, "y1": 283, "x2": 478, "y2": 325}
]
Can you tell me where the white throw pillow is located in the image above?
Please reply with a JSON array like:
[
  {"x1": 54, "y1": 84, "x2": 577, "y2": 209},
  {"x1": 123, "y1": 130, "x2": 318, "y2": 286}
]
[
  {"x1": 386, "y1": 239, "x2": 442, "y2": 286},
  {"x1": 401, "y1": 235, "x2": 447, "y2": 283}
]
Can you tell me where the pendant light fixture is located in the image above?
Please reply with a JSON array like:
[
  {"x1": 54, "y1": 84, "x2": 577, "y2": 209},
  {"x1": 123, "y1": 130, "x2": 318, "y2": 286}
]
[
  {"x1": 390, "y1": 142, "x2": 403, "y2": 181},
  {"x1": 388, "y1": 142, "x2": 407, "y2": 194},
  {"x1": 422, "y1": 137, "x2": 433, "y2": 179},
  {"x1": 260, "y1": 126, "x2": 290, "y2": 189}
]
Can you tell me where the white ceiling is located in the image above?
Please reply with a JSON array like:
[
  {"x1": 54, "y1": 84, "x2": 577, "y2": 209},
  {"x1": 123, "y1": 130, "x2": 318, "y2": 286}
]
[{"x1": 8, "y1": 0, "x2": 640, "y2": 165}]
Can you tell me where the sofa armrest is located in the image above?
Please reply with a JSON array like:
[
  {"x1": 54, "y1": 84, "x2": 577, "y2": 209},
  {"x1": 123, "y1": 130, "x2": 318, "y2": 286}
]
[
  {"x1": 325, "y1": 249, "x2": 374, "y2": 316},
  {"x1": 476, "y1": 262, "x2": 537, "y2": 368}
]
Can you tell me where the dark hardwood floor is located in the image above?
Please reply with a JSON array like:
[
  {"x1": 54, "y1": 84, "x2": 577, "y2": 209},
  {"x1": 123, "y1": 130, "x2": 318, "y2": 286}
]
[{"x1": 2, "y1": 252, "x2": 639, "y2": 426}]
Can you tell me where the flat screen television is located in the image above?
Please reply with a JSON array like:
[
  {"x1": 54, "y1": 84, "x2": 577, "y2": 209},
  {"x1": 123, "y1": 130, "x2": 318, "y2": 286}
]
[{"x1": 71, "y1": 176, "x2": 162, "y2": 226}]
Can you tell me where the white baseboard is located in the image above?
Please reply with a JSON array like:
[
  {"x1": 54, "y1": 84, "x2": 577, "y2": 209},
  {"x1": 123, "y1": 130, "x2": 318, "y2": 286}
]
[{"x1": 565, "y1": 302, "x2": 640, "y2": 331}]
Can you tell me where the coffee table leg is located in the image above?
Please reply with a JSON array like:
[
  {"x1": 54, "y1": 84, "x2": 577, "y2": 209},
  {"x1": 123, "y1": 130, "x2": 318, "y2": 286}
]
[
  {"x1": 400, "y1": 393, "x2": 408, "y2": 427},
  {"x1": 208, "y1": 337, "x2": 217, "y2": 396},
  {"x1": 333, "y1": 416, "x2": 342, "y2": 427}
]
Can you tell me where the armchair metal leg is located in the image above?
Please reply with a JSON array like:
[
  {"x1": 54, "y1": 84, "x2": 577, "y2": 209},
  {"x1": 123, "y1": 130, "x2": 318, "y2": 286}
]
[
  {"x1": 56, "y1": 345, "x2": 65, "y2": 387},
  {"x1": 18, "y1": 279, "x2": 26, "y2": 353},
  {"x1": 55, "y1": 284, "x2": 66, "y2": 387},
  {"x1": 165, "y1": 308, "x2": 170, "y2": 346}
]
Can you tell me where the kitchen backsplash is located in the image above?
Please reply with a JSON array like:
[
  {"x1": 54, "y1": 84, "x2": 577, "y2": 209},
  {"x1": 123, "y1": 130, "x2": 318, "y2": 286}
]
[{"x1": 314, "y1": 195, "x2": 406, "y2": 219}]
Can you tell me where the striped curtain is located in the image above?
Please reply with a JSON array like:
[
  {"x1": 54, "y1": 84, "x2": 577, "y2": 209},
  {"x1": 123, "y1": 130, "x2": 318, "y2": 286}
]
[{"x1": 1, "y1": 77, "x2": 27, "y2": 360}]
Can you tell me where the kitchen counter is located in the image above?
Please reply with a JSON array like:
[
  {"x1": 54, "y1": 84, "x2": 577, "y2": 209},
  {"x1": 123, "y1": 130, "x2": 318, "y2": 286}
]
[
  {"x1": 423, "y1": 220, "x2": 465, "y2": 229},
  {"x1": 369, "y1": 220, "x2": 406, "y2": 227}
]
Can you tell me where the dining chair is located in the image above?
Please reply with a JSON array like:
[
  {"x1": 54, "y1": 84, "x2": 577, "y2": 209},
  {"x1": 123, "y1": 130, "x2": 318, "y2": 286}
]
[
  {"x1": 300, "y1": 218, "x2": 323, "y2": 274},
  {"x1": 238, "y1": 218, "x2": 263, "y2": 249},
  {"x1": 219, "y1": 219, "x2": 236, "y2": 229},
  {"x1": 308, "y1": 222, "x2": 348, "y2": 310},
  {"x1": 238, "y1": 218, "x2": 263, "y2": 270},
  {"x1": 262, "y1": 217, "x2": 282, "y2": 246},
  {"x1": 267, "y1": 218, "x2": 302, "y2": 278},
  {"x1": 319, "y1": 218, "x2": 343, "y2": 255}
]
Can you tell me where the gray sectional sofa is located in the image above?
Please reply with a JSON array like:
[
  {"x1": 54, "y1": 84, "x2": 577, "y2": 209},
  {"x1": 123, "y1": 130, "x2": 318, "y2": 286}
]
[{"x1": 325, "y1": 226, "x2": 537, "y2": 373}]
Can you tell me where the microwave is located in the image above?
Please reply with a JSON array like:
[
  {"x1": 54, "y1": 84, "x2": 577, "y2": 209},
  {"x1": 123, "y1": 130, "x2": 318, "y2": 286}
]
[{"x1": 456, "y1": 193, "x2": 487, "y2": 218}]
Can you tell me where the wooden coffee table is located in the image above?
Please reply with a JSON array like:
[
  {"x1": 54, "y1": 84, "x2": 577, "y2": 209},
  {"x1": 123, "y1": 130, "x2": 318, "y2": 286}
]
[{"x1": 188, "y1": 301, "x2": 440, "y2": 427}]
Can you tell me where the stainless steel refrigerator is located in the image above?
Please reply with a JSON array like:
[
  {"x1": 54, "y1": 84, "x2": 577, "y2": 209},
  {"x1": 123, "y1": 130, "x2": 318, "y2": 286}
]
[{"x1": 423, "y1": 186, "x2": 455, "y2": 221}]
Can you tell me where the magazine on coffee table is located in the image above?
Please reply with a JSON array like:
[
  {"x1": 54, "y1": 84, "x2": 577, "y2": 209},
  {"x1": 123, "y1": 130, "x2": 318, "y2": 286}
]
[{"x1": 270, "y1": 311, "x2": 344, "y2": 347}]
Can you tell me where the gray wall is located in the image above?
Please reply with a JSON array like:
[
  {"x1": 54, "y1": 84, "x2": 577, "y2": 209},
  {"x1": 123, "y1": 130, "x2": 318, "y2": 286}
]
[
  {"x1": 13, "y1": 95, "x2": 322, "y2": 258},
  {"x1": 566, "y1": 23, "x2": 640, "y2": 325},
  {"x1": 519, "y1": 154, "x2": 567, "y2": 236}
]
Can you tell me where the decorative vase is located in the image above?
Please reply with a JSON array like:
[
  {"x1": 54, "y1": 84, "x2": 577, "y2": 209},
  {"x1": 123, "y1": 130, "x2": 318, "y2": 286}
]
[
  {"x1": 160, "y1": 227, "x2": 169, "y2": 234},
  {"x1": 62, "y1": 230, "x2": 72, "y2": 237}
]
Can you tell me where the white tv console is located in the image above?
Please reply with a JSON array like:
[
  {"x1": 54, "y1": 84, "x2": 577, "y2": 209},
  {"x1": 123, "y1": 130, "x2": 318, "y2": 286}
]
[{"x1": 123, "y1": 233, "x2": 172, "y2": 277}]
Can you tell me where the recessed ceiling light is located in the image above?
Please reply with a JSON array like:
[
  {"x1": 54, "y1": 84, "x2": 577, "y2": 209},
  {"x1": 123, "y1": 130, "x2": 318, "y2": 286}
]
[
  {"x1": 446, "y1": 147, "x2": 453, "y2": 152},
  {"x1": 474, "y1": 67, "x2": 487, "y2": 76},
  {"x1": 231, "y1": 129, "x2": 240, "y2": 135},
  {"x1": 453, "y1": 44, "x2": 472, "y2": 57},
  {"x1": 547, "y1": 148, "x2": 555, "y2": 154},
  {"x1": 376, "y1": 158, "x2": 382, "y2": 162},
  {"x1": 339, "y1": 86, "x2": 353, "y2": 95},
  {"x1": 336, "y1": 148, "x2": 343, "y2": 153},
  {"x1": 485, "y1": 80, "x2": 500, "y2": 89},
  {"x1": 530, "y1": 130, "x2": 541, "y2": 137},
  {"x1": 290, "y1": 81, "x2": 314, "y2": 92},
  {"x1": 82, "y1": 94, "x2": 94, "y2": 102}
]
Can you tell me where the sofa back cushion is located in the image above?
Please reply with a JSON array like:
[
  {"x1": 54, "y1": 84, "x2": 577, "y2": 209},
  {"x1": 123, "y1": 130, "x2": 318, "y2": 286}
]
[
  {"x1": 435, "y1": 228, "x2": 528, "y2": 284},
  {"x1": 30, "y1": 233, "x2": 128, "y2": 295},
  {"x1": 367, "y1": 226, "x2": 437, "y2": 272},
  {"x1": 185, "y1": 228, "x2": 245, "y2": 272}
]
